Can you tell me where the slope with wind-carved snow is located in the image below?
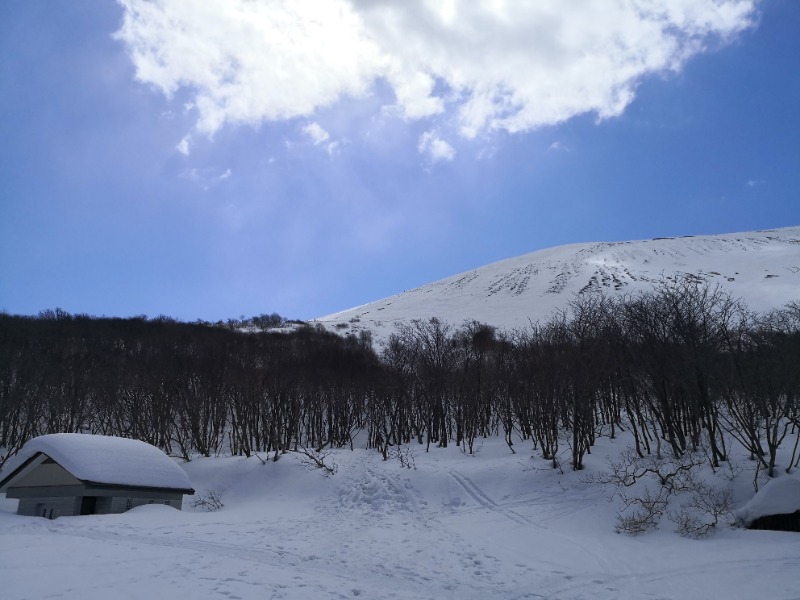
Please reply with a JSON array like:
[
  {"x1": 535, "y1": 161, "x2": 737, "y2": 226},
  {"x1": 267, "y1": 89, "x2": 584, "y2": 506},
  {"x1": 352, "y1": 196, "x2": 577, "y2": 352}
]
[{"x1": 315, "y1": 226, "x2": 800, "y2": 343}]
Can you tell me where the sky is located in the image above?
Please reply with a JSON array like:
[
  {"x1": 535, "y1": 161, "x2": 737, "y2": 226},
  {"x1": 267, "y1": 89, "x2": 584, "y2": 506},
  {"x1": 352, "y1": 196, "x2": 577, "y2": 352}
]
[{"x1": 1, "y1": 0, "x2": 798, "y2": 322}]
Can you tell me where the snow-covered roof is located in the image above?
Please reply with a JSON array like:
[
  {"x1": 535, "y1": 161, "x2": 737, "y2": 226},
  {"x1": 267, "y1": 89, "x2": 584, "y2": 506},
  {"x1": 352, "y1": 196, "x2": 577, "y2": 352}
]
[
  {"x1": 1, "y1": 433, "x2": 193, "y2": 492},
  {"x1": 737, "y1": 473, "x2": 800, "y2": 526}
]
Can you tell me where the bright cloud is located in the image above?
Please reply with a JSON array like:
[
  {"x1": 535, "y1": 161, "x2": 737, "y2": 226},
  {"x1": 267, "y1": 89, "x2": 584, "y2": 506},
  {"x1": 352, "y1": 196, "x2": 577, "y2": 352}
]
[
  {"x1": 303, "y1": 122, "x2": 330, "y2": 145},
  {"x1": 176, "y1": 135, "x2": 191, "y2": 156},
  {"x1": 326, "y1": 141, "x2": 341, "y2": 157},
  {"x1": 418, "y1": 131, "x2": 456, "y2": 163},
  {"x1": 116, "y1": 0, "x2": 757, "y2": 143},
  {"x1": 180, "y1": 166, "x2": 233, "y2": 190}
]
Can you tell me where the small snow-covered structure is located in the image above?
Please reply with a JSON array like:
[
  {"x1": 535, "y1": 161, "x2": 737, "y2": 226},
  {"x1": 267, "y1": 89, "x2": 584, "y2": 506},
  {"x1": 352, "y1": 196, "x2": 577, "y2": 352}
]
[
  {"x1": 0, "y1": 434, "x2": 194, "y2": 519},
  {"x1": 737, "y1": 474, "x2": 800, "y2": 532}
]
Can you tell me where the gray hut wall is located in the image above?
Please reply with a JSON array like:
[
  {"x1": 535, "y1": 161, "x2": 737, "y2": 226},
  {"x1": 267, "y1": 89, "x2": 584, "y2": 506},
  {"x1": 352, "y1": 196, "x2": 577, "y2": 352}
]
[
  {"x1": 13, "y1": 487, "x2": 185, "y2": 517},
  {"x1": 106, "y1": 493, "x2": 184, "y2": 513},
  {"x1": 18, "y1": 495, "x2": 82, "y2": 518},
  {"x1": 8, "y1": 461, "x2": 86, "y2": 517},
  {"x1": 12, "y1": 460, "x2": 82, "y2": 488}
]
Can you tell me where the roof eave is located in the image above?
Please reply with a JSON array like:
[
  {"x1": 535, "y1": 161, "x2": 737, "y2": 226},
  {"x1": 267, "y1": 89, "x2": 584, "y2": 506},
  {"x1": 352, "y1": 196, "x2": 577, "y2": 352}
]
[
  {"x1": 81, "y1": 480, "x2": 195, "y2": 495},
  {"x1": 0, "y1": 453, "x2": 44, "y2": 492}
]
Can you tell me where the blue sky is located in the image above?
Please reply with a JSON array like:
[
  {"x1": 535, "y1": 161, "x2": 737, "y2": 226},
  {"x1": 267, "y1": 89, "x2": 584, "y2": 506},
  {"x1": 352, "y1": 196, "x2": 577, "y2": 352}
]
[{"x1": 1, "y1": 0, "x2": 798, "y2": 322}]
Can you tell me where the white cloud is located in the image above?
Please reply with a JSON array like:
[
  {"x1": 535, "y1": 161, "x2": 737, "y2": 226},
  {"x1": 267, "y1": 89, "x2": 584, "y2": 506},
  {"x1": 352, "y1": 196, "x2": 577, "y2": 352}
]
[
  {"x1": 418, "y1": 131, "x2": 455, "y2": 163},
  {"x1": 116, "y1": 0, "x2": 757, "y2": 143},
  {"x1": 180, "y1": 166, "x2": 232, "y2": 190},
  {"x1": 476, "y1": 145, "x2": 497, "y2": 161},
  {"x1": 302, "y1": 123, "x2": 345, "y2": 158},
  {"x1": 303, "y1": 122, "x2": 330, "y2": 145},
  {"x1": 176, "y1": 135, "x2": 191, "y2": 156}
]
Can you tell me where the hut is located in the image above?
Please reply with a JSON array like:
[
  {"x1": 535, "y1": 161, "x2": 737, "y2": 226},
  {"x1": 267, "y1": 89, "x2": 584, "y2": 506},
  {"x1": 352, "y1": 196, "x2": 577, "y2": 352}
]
[
  {"x1": 737, "y1": 474, "x2": 800, "y2": 533},
  {"x1": 0, "y1": 433, "x2": 194, "y2": 519}
]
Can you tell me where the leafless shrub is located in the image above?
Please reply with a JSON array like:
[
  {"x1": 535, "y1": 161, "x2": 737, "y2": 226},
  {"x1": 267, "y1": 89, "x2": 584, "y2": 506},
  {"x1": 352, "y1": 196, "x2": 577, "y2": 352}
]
[
  {"x1": 719, "y1": 456, "x2": 745, "y2": 482},
  {"x1": 616, "y1": 486, "x2": 671, "y2": 534},
  {"x1": 391, "y1": 445, "x2": 416, "y2": 470},
  {"x1": 296, "y1": 447, "x2": 338, "y2": 476},
  {"x1": 192, "y1": 489, "x2": 224, "y2": 512},
  {"x1": 589, "y1": 447, "x2": 706, "y2": 535},
  {"x1": 670, "y1": 482, "x2": 735, "y2": 539}
]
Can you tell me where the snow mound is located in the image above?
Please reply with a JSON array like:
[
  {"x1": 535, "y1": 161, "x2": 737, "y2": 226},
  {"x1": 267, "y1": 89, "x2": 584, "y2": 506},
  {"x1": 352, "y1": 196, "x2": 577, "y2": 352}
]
[
  {"x1": 737, "y1": 473, "x2": 800, "y2": 526},
  {"x1": 3, "y1": 433, "x2": 192, "y2": 491},
  {"x1": 336, "y1": 469, "x2": 417, "y2": 515},
  {"x1": 125, "y1": 504, "x2": 180, "y2": 515}
]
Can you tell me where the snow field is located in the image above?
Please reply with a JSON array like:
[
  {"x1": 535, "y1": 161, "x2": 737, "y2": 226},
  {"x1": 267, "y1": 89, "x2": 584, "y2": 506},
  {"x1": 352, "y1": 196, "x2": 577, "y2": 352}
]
[{"x1": 1, "y1": 433, "x2": 799, "y2": 600}]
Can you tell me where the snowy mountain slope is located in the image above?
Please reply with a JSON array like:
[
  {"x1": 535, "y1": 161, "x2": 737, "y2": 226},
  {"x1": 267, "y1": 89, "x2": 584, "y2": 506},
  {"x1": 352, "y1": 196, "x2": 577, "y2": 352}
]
[{"x1": 315, "y1": 226, "x2": 800, "y2": 343}]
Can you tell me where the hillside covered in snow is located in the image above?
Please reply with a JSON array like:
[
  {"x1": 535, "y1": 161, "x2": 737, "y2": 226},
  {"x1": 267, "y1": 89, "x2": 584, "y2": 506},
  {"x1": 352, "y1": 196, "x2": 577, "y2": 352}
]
[{"x1": 315, "y1": 226, "x2": 800, "y2": 343}]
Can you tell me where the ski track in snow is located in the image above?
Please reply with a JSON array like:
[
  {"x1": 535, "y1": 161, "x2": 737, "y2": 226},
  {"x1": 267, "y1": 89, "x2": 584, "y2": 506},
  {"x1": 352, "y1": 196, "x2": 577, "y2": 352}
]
[{"x1": 449, "y1": 470, "x2": 532, "y2": 527}]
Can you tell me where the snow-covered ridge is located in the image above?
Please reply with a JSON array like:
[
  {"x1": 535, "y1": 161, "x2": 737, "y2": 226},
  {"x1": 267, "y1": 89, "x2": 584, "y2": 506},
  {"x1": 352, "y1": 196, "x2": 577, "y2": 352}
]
[{"x1": 315, "y1": 226, "x2": 800, "y2": 343}]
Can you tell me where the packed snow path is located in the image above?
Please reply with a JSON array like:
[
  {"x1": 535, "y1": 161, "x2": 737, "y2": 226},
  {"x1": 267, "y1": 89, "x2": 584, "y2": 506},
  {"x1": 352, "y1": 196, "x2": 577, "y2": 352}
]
[{"x1": 2, "y1": 437, "x2": 799, "y2": 599}]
